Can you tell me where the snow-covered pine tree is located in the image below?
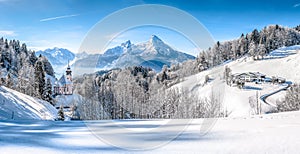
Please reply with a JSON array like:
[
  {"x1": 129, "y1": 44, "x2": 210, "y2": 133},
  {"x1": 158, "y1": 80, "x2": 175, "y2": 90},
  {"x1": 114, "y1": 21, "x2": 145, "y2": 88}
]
[
  {"x1": 43, "y1": 78, "x2": 54, "y2": 105},
  {"x1": 34, "y1": 61, "x2": 45, "y2": 99},
  {"x1": 6, "y1": 73, "x2": 13, "y2": 88},
  {"x1": 29, "y1": 51, "x2": 38, "y2": 66},
  {"x1": 38, "y1": 56, "x2": 54, "y2": 77},
  {"x1": 277, "y1": 84, "x2": 300, "y2": 112},
  {"x1": 258, "y1": 44, "x2": 267, "y2": 60},
  {"x1": 57, "y1": 105, "x2": 65, "y2": 121},
  {"x1": 249, "y1": 41, "x2": 258, "y2": 60}
]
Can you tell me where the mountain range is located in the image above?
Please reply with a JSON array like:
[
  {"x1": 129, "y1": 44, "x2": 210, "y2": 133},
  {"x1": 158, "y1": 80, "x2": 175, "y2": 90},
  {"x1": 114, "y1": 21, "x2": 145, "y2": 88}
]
[
  {"x1": 109, "y1": 35, "x2": 195, "y2": 70},
  {"x1": 37, "y1": 35, "x2": 195, "y2": 76},
  {"x1": 36, "y1": 47, "x2": 75, "y2": 66}
]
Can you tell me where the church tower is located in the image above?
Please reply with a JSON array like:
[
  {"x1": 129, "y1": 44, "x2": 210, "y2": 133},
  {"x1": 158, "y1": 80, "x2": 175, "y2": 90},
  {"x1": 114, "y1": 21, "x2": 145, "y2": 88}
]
[{"x1": 66, "y1": 60, "x2": 72, "y2": 81}]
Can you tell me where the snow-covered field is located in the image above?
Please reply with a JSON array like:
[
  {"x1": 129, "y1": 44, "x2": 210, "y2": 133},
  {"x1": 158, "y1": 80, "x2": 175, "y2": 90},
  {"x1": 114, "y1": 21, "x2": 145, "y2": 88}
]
[{"x1": 1, "y1": 111, "x2": 300, "y2": 153}]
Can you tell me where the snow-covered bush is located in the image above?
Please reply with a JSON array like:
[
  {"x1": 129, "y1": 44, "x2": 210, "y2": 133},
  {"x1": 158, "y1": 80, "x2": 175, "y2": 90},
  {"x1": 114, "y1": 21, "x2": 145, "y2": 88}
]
[{"x1": 277, "y1": 84, "x2": 300, "y2": 112}]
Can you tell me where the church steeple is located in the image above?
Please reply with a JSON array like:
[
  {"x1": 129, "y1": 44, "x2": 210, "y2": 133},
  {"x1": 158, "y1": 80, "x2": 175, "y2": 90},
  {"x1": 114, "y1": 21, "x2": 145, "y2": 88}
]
[{"x1": 66, "y1": 60, "x2": 72, "y2": 81}]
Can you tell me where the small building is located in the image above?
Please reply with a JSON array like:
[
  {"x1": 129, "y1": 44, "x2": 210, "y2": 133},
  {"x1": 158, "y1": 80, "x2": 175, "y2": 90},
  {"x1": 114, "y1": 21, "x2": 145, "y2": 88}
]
[
  {"x1": 54, "y1": 63, "x2": 73, "y2": 95},
  {"x1": 234, "y1": 72, "x2": 256, "y2": 82},
  {"x1": 232, "y1": 72, "x2": 266, "y2": 83},
  {"x1": 253, "y1": 72, "x2": 266, "y2": 82},
  {"x1": 277, "y1": 77, "x2": 286, "y2": 84}
]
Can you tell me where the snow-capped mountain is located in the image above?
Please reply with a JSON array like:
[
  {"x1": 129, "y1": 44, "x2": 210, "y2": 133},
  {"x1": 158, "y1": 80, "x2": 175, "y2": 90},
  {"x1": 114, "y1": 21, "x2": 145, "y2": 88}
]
[
  {"x1": 112, "y1": 35, "x2": 195, "y2": 70},
  {"x1": 73, "y1": 41, "x2": 131, "y2": 69},
  {"x1": 36, "y1": 47, "x2": 75, "y2": 77},
  {"x1": 36, "y1": 47, "x2": 75, "y2": 67},
  {"x1": 73, "y1": 35, "x2": 195, "y2": 73}
]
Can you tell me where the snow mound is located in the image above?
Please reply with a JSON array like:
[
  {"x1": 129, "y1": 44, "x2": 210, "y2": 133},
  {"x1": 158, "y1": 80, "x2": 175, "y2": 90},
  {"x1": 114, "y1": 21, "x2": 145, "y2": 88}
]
[{"x1": 0, "y1": 86, "x2": 57, "y2": 120}]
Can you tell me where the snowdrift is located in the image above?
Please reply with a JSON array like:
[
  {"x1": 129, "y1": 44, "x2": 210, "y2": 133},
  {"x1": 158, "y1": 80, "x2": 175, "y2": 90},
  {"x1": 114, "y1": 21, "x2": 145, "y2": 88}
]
[{"x1": 0, "y1": 86, "x2": 57, "y2": 120}]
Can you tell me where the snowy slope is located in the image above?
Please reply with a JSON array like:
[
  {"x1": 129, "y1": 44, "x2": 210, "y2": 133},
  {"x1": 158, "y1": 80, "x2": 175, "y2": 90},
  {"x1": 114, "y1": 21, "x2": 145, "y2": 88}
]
[
  {"x1": 228, "y1": 45, "x2": 300, "y2": 81},
  {"x1": 1, "y1": 111, "x2": 300, "y2": 153},
  {"x1": 175, "y1": 45, "x2": 300, "y2": 117},
  {"x1": 0, "y1": 86, "x2": 57, "y2": 120}
]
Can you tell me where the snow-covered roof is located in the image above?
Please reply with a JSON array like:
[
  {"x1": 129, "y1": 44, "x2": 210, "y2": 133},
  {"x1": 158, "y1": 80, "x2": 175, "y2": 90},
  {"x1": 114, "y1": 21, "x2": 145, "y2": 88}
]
[
  {"x1": 233, "y1": 72, "x2": 266, "y2": 78},
  {"x1": 57, "y1": 75, "x2": 72, "y2": 86}
]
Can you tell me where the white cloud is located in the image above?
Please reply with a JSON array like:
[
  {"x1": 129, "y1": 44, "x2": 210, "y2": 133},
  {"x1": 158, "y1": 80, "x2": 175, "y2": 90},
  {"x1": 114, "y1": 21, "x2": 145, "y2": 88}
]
[
  {"x1": 40, "y1": 14, "x2": 79, "y2": 22},
  {"x1": 0, "y1": 30, "x2": 16, "y2": 36},
  {"x1": 293, "y1": 3, "x2": 300, "y2": 7}
]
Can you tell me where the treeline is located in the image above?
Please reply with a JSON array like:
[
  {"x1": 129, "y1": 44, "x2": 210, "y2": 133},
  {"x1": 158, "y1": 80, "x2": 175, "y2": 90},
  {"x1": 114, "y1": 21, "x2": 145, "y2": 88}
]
[
  {"x1": 0, "y1": 37, "x2": 54, "y2": 105},
  {"x1": 160, "y1": 25, "x2": 300, "y2": 80},
  {"x1": 197, "y1": 25, "x2": 300, "y2": 69}
]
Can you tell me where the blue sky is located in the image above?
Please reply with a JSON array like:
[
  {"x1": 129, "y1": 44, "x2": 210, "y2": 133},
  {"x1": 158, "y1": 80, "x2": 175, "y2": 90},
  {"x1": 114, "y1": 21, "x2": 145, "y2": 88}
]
[{"x1": 0, "y1": 0, "x2": 300, "y2": 55}]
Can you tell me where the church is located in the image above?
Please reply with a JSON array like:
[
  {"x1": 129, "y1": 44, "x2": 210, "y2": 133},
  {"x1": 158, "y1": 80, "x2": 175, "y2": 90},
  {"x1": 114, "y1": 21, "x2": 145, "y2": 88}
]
[{"x1": 53, "y1": 63, "x2": 73, "y2": 95}]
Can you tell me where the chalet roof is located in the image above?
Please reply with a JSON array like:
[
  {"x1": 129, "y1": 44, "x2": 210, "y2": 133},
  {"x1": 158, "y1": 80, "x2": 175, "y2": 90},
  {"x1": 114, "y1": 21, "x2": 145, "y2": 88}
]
[
  {"x1": 253, "y1": 72, "x2": 266, "y2": 77},
  {"x1": 233, "y1": 72, "x2": 266, "y2": 78}
]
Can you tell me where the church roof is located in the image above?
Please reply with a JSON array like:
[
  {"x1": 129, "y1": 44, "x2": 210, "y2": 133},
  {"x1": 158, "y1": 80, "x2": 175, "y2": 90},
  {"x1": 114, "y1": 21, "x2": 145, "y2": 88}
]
[{"x1": 57, "y1": 75, "x2": 72, "y2": 86}]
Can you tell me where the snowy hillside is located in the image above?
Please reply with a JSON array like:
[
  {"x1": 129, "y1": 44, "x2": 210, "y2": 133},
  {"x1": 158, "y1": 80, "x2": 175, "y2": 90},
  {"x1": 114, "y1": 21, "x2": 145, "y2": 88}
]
[
  {"x1": 176, "y1": 45, "x2": 300, "y2": 117},
  {"x1": 0, "y1": 86, "x2": 57, "y2": 120}
]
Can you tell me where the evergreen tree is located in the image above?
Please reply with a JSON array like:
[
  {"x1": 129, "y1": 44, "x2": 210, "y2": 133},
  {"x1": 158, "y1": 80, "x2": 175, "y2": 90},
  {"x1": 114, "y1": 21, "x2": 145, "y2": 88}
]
[
  {"x1": 258, "y1": 44, "x2": 267, "y2": 59},
  {"x1": 57, "y1": 105, "x2": 65, "y2": 121},
  {"x1": 250, "y1": 29, "x2": 260, "y2": 44},
  {"x1": 161, "y1": 65, "x2": 169, "y2": 83},
  {"x1": 6, "y1": 73, "x2": 13, "y2": 88},
  {"x1": 43, "y1": 78, "x2": 54, "y2": 105},
  {"x1": 34, "y1": 61, "x2": 45, "y2": 99},
  {"x1": 29, "y1": 51, "x2": 38, "y2": 66},
  {"x1": 249, "y1": 41, "x2": 258, "y2": 59},
  {"x1": 295, "y1": 25, "x2": 300, "y2": 31},
  {"x1": 38, "y1": 56, "x2": 54, "y2": 77}
]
